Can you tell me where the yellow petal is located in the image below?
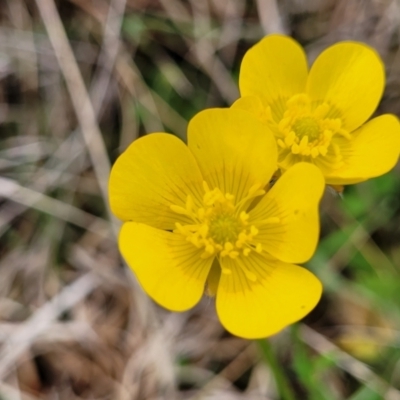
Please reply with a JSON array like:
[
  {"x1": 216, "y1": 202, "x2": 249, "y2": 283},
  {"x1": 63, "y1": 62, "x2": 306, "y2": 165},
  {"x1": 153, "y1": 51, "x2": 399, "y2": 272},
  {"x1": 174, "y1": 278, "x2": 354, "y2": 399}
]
[
  {"x1": 307, "y1": 42, "x2": 385, "y2": 132},
  {"x1": 249, "y1": 163, "x2": 324, "y2": 264},
  {"x1": 109, "y1": 133, "x2": 204, "y2": 230},
  {"x1": 119, "y1": 222, "x2": 213, "y2": 311},
  {"x1": 188, "y1": 108, "x2": 277, "y2": 203},
  {"x1": 239, "y1": 35, "x2": 308, "y2": 120},
  {"x1": 216, "y1": 254, "x2": 322, "y2": 339},
  {"x1": 232, "y1": 95, "x2": 264, "y2": 113},
  {"x1": 231, "y1": 95, "x2": 273, "y2": 125},
  {"x1": 324, "y1": 114, "x2": 400, "y2": 185}
]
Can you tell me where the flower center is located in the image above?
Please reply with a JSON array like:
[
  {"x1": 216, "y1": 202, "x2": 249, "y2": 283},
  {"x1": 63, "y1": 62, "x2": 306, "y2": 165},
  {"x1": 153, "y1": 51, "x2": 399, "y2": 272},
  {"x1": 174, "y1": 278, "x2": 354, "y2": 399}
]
[
  {"x1": 275, "y1": 93, "x2": 351, "y2": 162},
  {"x1": 170, "y1": 182, "x2": 268, "y2": 263},
  {"x1": 292, "y1": 116, "x2": 320, "y2": 140},
  {"x1": 170, "y1": 182, "x2": 281, "y2": 281},
  {"x1": 209, "y1": 213, "x2": 241, "y2": 244}
]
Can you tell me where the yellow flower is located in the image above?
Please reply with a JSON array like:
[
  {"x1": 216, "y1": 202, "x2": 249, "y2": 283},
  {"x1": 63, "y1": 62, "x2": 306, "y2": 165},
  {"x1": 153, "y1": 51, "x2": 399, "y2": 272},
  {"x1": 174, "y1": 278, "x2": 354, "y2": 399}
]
[
  {"x1": 234, "y1": 35, "x2": 400, "y2": 185},
  {"x1": 109, "y1": 108, "x2": 324, "y2": 339}
]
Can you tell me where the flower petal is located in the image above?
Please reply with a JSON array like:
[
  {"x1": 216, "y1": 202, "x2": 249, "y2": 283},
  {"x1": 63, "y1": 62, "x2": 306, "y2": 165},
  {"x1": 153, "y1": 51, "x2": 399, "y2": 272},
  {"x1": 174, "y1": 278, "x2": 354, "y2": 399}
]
[
  {"x1": 119, "y1": 222, "x2": 213, "y2": 311},
  {"x1": 324, "y1": 114, "x2": 400, "y2": 185},
  {"x1": 239, "y1": 35, "x2": 308, "y2": 118},
  {"x1": 188, "y1": 108, "x2": 277, "y2": 202},
  {"x1": 231, "y1": 96, "x2": 271, "y2": 125},
  {"x1": 232, "y1": 95, "x2": 264, "y2": 115},
  {"x1": 109, "y1": 133, "x2": 204, "y2": 230},
  {"x1": 307, "y1": 42, "x2": 385, "y2": 132},
  {"x1": 216, "y1": 254, "x2": 322, "y2": 339},
  {"x1": 249, "y1": 163, "x2": 324, "y2": 264}
]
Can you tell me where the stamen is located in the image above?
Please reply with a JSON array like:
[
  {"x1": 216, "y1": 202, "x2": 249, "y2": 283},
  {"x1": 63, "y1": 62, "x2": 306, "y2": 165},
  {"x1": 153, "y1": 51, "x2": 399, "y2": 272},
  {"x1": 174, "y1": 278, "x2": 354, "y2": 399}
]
[
  {"x1": 205, "y1": 244, "x2": 214, "y2": 254},
  {"x1": 240, "y1": 211, "x2": 249, "y2": 224},
  {"x1": 285, "y1": 131, "x2": 296, "y2": 146},
  {"x1": 311, "y1": 147, "x2": 319, "y2": 158},
  {"x1": 291, "y1": 143, "x2": 300, "y2": 154},
  {"x1": 250, "y1": 226, "x2": 259, "y2": 236},
  {"x1": 319, "y1": 145, "x2": 328, "y2": 156},
  {"x1": 275, "y1": 93, "x2": 347, "y2": 168},
  {"x1": 277, "y1": 139, "x2": 286, "y2": 148},
  {"x1": 170, "y1": 204, "x2": 189, "y2": 215},
  {"x1": 279, "y1": 118, "x2": 290, "y2": 131},
  {"x1": 169, "y1": 182, "x2": 275, "y2": 282},
  {"x1": 299, "y1": 135, "x2": 309, "y2": 150}
]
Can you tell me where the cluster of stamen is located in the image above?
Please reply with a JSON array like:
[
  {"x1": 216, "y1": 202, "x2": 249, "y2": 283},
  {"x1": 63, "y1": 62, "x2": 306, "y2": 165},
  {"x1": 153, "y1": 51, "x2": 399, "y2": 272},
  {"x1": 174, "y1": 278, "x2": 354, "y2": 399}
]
[
  {"x1": 274, "y1": 94, "x2": 350, "y2": 161},
  {"x1": 170, "y1": 182, "x2": 266, "y2": 265}
]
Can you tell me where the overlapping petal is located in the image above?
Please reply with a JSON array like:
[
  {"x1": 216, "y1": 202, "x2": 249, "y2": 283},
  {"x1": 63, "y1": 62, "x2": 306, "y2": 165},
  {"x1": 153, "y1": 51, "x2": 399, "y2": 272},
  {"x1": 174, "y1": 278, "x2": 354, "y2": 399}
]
[
  {"x1": 188, "y1": 108, "x2": 278, "y2": 203},
  {"x1": 119, "y1": 222, "x2": 213, "y2": 311},
  {"x1": 216, "y1": 254, "x2": 322, "y2": 339},
  {"x1": 249, "y1": 163, "x2": 324, "y2": 264},
  {"x1": 239, "y1": 35, "x2": 308, "y2": 120},
  {"x1": 324, "y1": 115, "x2": 400, "y2": 185},
  {"x1": 307, "y1": 42, "x2": 385, "y2": 132},
  {"x1": 232, "y1": 95, "x2": 265, "y2": 118},
  {"x1": 109, "y1": 133, "x2": 204, "y2": 230}
]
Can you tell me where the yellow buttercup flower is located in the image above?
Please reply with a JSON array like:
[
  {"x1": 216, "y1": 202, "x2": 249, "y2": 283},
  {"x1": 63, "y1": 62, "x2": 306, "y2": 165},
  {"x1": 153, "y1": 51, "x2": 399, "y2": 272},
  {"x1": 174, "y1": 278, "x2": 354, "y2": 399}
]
[
  {"x1": 234, "y1": 35, "x2": 400, "y2": 185},
  {"x1": 109, "y1": 108, "x2": 324, "y2": 339}
]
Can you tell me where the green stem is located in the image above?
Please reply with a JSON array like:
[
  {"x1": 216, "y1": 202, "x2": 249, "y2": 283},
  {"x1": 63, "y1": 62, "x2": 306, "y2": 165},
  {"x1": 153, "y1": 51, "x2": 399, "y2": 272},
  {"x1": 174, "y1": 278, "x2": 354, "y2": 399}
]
[{"x1": 257, "y1": 338, "x2": 296, "y2": 400}]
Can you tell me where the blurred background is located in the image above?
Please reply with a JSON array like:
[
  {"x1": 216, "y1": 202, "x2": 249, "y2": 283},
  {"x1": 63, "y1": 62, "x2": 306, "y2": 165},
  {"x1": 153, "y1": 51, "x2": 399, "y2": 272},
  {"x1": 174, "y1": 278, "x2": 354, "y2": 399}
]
[{"x1": 1, "y1": 0, "x2": 400, "y2": 399}]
